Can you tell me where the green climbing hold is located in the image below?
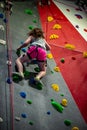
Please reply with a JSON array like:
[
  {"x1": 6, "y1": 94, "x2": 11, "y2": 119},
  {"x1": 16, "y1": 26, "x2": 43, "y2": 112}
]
[
  {"x1": 51, "y1": 70, "x2": 54, "y2": 74},
  {"x1": 36, "y1": 82, "x2": 43, "y2": 90},
  {"x1": 60, "y1": 58, "x2": 65, "y2": 63},
  {"x1": 50, "y1": 99, "x2": 54, "y2": 102},
  {"x1": 60, "y1": 94, "x2": 64, "y2": 96},
  {"x1": 34, "y1": 67, "x2": 40, "y2": 72},
  {"x1": 64, "y1": 120, "x2": 72, "y2": 126},
  {"x1": 27, "y1": 100, "x2": 32, "y2": 104},
  {"x1": 33, "y1": 20, "x2": 37, "y2": 23},
  {"x1": 25, "y1": 9, "x2": 32, "y2": 15},
  {"x1": 28, "y1": 26, "x2": 33, "y2": 30},
  {"x1": 24, "y1": 70, "x2": 30, "y2": 78},
  {"x1": 29, "y1": 121, "x2": 33, "y2": 125},
  {"x1": 51, "y1": 100, "x2": 64, "y2": 113},
  {"x1": 12, "y1": 75, "x2": 22, "y2": 82},
  {"x1": 16, "y1": 49, "x2": 21, "y2": 57}
]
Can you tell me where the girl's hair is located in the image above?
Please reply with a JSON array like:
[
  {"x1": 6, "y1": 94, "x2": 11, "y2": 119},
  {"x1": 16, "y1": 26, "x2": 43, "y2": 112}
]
[{"x1": 28, "y1": 28, "x2": 44, "y2": 38}]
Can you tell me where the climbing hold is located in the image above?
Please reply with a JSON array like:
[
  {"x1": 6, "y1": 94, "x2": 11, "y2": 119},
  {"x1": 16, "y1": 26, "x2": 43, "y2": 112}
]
[
  {"x1": 47, "y1": 16, "x2": 53, "y2": 22},
  {"x1": 84, "y1": 28, "x2": 87, "y2": 32},
  {"x1": 34, "y1": 67, "x2": 40, "y2": 72},
  {"x1": 6, "y1": 78, "x2": 12, "y2": 84},
  {"x1": 29, "y1": 121, "x2": 33, "y2": 125},
  {"x1": 27, "y1": 100, "x2": 32, "y2": 104},
  {"x1": 33, "y1": 20, "x2": 37, "y2": 23},
  {"x1": 65, "y1": 44, "x2": 75, "y2": 50},
  {"x1": 15, "y1": 117, "x2": 21, "y2": 121},
  {"x1": 51, "y1": 100, "x2": 64, "y2": 113},
  {"x1": 6, "y1": 60, "x2": 12, "y2": 66},
  {"x1": 3, "y1": 18, "x2": 8, "y2": 23},
  {"x1": 20, "y1": 92, "x2": 26, "y2": 98},
  {"x1": 0, "y1": 3, "x2": 4, "y2": 8},
  {"x1": 61, "y1": 98, "x2": 68, "y2": 107},
  {"x1": 28, "y1": 26, "x2": 33, "y2": 30},
  {"x1": 16, "y1": 49, "x2": 21, "y2": 57},
  {"x1": 66, "y1": 9, "x2": 70, "y2": 12},
  {"x1": 54, "y1": 66, "x2": 60, "y2": 72},
  {"x1": 47, "y1": 53, "x2": 53, "y2": 59},
  {"x1": 51, "y1": 84, "x2": 60, "y2": 92},
  {"x1": 75, "y1": 25, "x2": 79, "y2": 28},
  {"x1": 20, "y1": 41, "x2": 24, "y2": 44},
  {"x1": 0, "y1": 13, "x2": 4, "y2": 18},
  {"x1": 29, "y1": 77, "x2": 35, "y2": 84},
  {"x1": 60, "y1": 58, "x2": 65, "y2": 63},
  {"x1": 60, "y1": 94, "x2": 64, "y2": 96},
  {"x1": 24, "y1": 70, "x2": 30, "y2": 77},
  {"x1": 12, "y1": 75, "x2": 20, "y2": 82},
  {"x1": 51, "y1": 70, "x2": 54, "y2": 74},
  {"x1": 50, "y1": 99, "x2": 54, "y2": 102},
  {"x1": 50, "y1": 34, "x2": 59, "y2": 39},
  {"x1": 25, "y1": 9, "x2": 32, "y2": 15},
  {"x1": 83, "y1": 51, "x2": 87, "y2": 58},
  {"x1": 75, "y1": 14, "x2": 83, "y2": 19},
  {"x1": 0, "y1": 39, "x2": 6, "y2": 45},
  {"x1": 21, "y1": 48, "x2": 26, "y2": 53},
  {"x1": 64, "y1": 119, "x2": 72, "y2": 126},
  {"x1": 21, "y1": 113, "x2": 27, "y2": 118},
  {"x1": 72, "y1": 126, "x2": 79, "y2": 130},
  {"x1": 0, "y1": 117, "x2": 3, "y2": 122},
  {"x1": 53, "y1": 24, "x2": 62, "y2": 29},
  {"x1": 35, "y1": 81, "x2": 43, "y2": 90},
  {"x1": 0, "y1": 25, "x2": 4, "y2": 31},
  {"x1": 47, "y1": 111, "x2": 51, "y2": 115},
  {"x1": 72, "y1": 57, "x2": 76, "y2": 60}
]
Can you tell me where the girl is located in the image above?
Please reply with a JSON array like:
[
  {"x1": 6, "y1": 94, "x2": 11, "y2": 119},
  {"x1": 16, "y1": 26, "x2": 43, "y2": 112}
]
[{"x1": 13, "y1": 28, "x2": 51, "y2": 82}]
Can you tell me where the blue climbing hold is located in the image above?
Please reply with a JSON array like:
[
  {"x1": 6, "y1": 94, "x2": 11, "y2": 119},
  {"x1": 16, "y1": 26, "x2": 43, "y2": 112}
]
[
  {"x1": 20, "y1": 41, "x2": 24, "y2": 44},
  {"x1": 6, "y1": 78, "x2": 12, "y2": 84},
  {"x1": 3, "y1": 18, "x2": 8, "y2": 23},
  {"x1": 0, "y1": 13, "x2": 4, "y2": 18},
  {"x1": 20, "y1": 92, "x2": 26, "y2": 98},
  {"x1": 21, "y1": 48, "x2": 26, "y2": 53},
  {"x1": 29, "y1": 78, "x2": 35, "y2": 84},
  {"x1": 47, "y1": 111, "x2": 51, "y2": 115},
  {"x1": 21, "y1": 113, "x2": 27, "y2": 118}
]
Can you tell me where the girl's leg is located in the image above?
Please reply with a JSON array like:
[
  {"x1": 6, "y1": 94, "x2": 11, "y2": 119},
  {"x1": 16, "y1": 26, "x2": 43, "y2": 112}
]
[
  {"x1": 35, "y1": 61, "x2": 47, "y2": 80},
  {"x1": 15, "y1": 53, "x2": 30, "y2": 77}
]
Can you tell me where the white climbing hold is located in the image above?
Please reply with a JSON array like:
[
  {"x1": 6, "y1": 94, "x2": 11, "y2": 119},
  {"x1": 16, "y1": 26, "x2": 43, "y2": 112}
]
[
  {"x1": 15, "y1": 117, "x2": 21, "y2": 121},
  {"x1": 6, "y1": 60, "x2": 12, "y2": 66},
  {"x1": 0, "y1": 39, "x2": 6, "y2": 45},
  {"x1": 0, "y1": 3, "x2": 4, "y2": 8},
  {"x1": 0, "y1": 25, "x2": 5, "y2": 31},
  {"x1": 0, "y1": 117, "x2": 3, "y2": 122}
]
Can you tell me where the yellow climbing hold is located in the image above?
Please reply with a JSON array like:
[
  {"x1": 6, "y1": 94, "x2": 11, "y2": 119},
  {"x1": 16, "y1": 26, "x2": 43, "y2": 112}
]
[
  {"x1": 50, "y1": 34, "x2": 59, "y2": 39},
  {"x1": 53, "y1": 24, "x2": 62, "y2": 29},
  {"x1": 47, "y1": 16, "x2": 53, "y2": 22},
  {"x1": 61, "y1": 98, "x2": 68, "y2": 107},
  {"x1": 65, "y1": 44, "x2": 75, "y2": 50},
  {"x1": 83, "y1": 51, "x2": 87, "y2": 58},
  {"x1": 54, "y1": 66, "x2": 60, "y2": 72},
  {"x1": 51, "y1": 84, "x2": 60, "y2": 92},
  {"x1": 72, "y1": 127, "x2": 79, "y2": 130},
  {"x1": 47, "y1": 53, "x2": 53, "y2": 59}
]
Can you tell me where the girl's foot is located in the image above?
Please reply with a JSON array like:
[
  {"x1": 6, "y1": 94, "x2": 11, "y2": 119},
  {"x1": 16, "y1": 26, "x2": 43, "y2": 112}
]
[
  {"x1": 12, "y1": 72, "x2": 24, "y2": 79},
  {"x1": 34, "y1": 77, "x2": 43, "y2": 85}
]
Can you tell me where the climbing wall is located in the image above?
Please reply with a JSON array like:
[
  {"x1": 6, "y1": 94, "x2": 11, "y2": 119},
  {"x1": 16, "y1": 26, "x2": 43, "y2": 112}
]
[
  {"x1": 0, "y1": 2, "x2": 12, "y2": 130},
  {"x1": 0, "y1": 1, "x2": 87, "y2": 130},
  {"x1": 38, "y1": 0, "x2": 87, "y2": 124}
]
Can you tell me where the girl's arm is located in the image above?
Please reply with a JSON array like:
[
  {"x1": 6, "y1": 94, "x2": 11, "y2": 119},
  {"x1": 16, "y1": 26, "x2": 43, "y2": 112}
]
[
  {"x1": 45, "y1": 40, "x2": 51, "y2": 51},
  {"x1": 17, "y1": 36, "x2": 32, "y2": 50}
]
